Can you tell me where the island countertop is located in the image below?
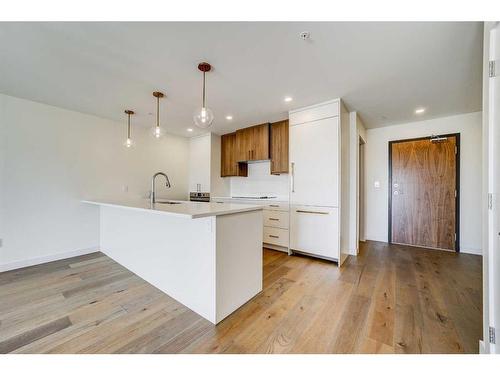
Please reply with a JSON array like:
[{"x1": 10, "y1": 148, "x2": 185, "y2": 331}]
[{"x1": 82, "y1": 198, "x2": 263, "y2": 219}]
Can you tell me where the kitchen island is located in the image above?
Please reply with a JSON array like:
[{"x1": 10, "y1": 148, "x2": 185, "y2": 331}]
[{"x1": 83, "y1": 199, "x2": 263, "y2": 324}]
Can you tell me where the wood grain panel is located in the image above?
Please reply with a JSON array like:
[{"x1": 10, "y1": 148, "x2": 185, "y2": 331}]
[
  {"x1": 390, "y1": 136, "x2": 457, "y2": 251},
  {"x1": 270, "y1": 119, "x2": 289, "y2": 174},
  {"x1": 235, "y1": 123, "x2": 269, "y2": 161},
  {"x1": 220, "y1": 132, "x2": 247, "y2": 177}
]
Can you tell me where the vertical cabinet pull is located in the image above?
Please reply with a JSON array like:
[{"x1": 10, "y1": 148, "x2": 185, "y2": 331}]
[{"x1": 291, "y1": 162, "x2": 295, "y2": 192}]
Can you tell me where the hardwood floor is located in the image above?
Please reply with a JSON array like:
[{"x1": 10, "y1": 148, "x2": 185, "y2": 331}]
[{"x1": 0, "y1": 241, "x2": 482, "y2": 354}]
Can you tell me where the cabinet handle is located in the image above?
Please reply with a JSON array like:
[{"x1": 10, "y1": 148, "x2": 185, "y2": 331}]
[
  {"x1": 269, "y1": 235, "x2": 280, "y2": 238},
  {"x1": 269, "y1": 218, "x2": 280, "y2": 221},
  {"x1": 296, "y1": 210, "x2": 329, "y2": 215},
  {"x1": 291, "y1": 162, "x2": 295, "y2": 192},
  {"x1": 269, "y1": 204, "x2": 280, "y2": 207}
]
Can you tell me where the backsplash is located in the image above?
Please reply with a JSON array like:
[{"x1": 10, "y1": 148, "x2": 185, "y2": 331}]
[{"x1": 229, "y1": 161, "x2": 289, "y2": 198}]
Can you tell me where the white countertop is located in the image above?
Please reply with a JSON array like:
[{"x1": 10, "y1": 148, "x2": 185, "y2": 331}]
[{"x1": 83, "y1": 198, "x2": 263, "y2": 219}]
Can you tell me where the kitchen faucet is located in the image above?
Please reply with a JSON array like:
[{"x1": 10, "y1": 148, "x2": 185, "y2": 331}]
[{"x1": 150, "y1": 172, "x2": 171, "y2": 206}]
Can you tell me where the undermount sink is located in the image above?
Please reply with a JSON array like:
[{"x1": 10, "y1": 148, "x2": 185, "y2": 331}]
[{"x1": 155, "y1": 200, "x2": 182, "y2": 205}]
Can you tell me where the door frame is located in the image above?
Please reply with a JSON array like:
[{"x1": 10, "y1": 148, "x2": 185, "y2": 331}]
[{"x1": 388, "y1": 133, "x2": 461, "y2": 252}]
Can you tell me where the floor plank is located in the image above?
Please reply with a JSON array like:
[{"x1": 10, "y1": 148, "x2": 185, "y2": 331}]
[{"x1": 0, "y1": 241, "x2": 482, "y2": 353}]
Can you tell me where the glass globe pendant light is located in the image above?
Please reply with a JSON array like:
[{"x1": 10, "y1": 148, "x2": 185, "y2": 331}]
[
  {"x1": 152, "y1": 91, "x2": 165, "y2": 138},
  {"x1": 124, "y1": 110, "x2": 135, "y2": 148},
  {"x1": 193, "y1": 62, "x2": 214, "y2": 129}
]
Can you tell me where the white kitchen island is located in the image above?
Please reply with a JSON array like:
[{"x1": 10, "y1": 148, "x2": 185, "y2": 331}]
[{"x1": 83, "y1": 199, "x2": 263, "y2": 324}]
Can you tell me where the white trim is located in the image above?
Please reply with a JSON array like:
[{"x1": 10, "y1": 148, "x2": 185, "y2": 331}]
[
  {"x1": 0, "y1": 247, "x2": 99, "y2": 273},
  {"x1": 288, "y1": 98, "x2": 340, "y2": 115}
]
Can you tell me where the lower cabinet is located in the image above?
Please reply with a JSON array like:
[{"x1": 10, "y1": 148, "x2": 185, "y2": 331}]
[
  {"x1": 262, "y1": 203, "x2": 289, "y2": 252},
  {"x1": 263, "y1": 227, "x2": 289, "y2": 248},
  {"x1": 289, "y1": 205, "x2": 339, "y2": 260}
]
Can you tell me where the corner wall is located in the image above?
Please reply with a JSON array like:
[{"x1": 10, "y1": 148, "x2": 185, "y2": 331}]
[
  {"x1": 0, "y1": 94, "x2": 189, "y2": 271},
  {"x1": 364, "y1": 111, "x2": 482, "y2": 255}
]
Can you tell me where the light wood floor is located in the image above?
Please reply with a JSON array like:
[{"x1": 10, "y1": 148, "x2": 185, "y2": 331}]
[{"x1": 0, "y1": 241, "x2": 482, "y2": 354}]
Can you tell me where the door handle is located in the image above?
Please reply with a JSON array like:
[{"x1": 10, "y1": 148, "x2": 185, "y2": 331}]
[
  {"x1": 291, "y1": 162, "x2": 295, "y2": 193},
  {"x1": 296, "y1": 210, "x2": 329, "y2": 215}
]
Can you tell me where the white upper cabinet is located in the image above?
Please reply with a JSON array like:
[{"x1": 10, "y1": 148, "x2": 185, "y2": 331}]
[
  {"x1": 289, "y1": 100, "x2": 339, "y2": 126},
  {"x1": 289, "y1": 115, "x2": 339, "y2": 207},
  {"x1": 188, "y1": 134, "x2": 211, "y2": 192}
]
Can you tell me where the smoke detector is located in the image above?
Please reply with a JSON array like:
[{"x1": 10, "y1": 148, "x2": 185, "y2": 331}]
[{"x1": 300, "y1": 31, "x2": 311, "y2": 40}]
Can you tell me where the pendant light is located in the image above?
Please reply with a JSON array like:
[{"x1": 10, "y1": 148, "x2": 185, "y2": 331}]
[
  {"x1": 152, "y1": 91, "x2": 165, "y2": 138},
  {"x1": 124, "y1": 110, "x2": 135, "y2": 148},
  {"x1": 193, "y1": 62, "x2": 214, "y2": 129}
]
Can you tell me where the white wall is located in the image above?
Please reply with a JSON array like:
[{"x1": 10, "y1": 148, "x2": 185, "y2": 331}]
[
  {"x1": 0, "y1": 94, "x2": 189, "y2": 270},
  {"x1": 364, "y1": 111, "x2": 482, "y2": 255},
  {"x1": 228, "y1": 161, "x2": 289, "y2": 199}
]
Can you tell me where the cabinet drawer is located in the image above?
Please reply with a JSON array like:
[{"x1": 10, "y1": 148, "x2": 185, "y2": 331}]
[
  {"x1": 264, "y1": 202, "x2": 289, "y2": 211},
  {"x1": 289, "y1": 101, "x2": 339, "y2": 125},
  {"x1": 289, "y1": 205, "x2": 339, "y2": 260},
  {"x1": 263, "y1": 227, "x2": 289, "y2": 247},
  {"x1": 263, "y1": 210, "x2": 289, "y2": 229}
]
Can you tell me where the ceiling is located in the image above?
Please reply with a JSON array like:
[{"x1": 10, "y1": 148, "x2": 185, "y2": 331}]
[{"x1": 0, "y1": 22, "x2": 483, "y2": 137}]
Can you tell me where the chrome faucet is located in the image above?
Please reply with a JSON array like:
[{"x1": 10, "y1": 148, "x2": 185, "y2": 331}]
[{"x1": 150, "y1": 172, "x2": 171, "y2": 206}]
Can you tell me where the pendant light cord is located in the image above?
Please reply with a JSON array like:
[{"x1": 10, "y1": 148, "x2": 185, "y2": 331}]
[
  {"x1": 202, "y1": 71, "x2": 206, "y2": 108},
  {"x1": 127, "y1": 113, "x2": 131, "y2": 138},
  {"x1": 156, "y1": 96, "x2": 160, "y2": 128}
]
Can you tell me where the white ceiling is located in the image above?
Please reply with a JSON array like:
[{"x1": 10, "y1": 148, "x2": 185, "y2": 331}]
[{"x1": 0, "y1": 22, "x2": 483, "y2": 137}]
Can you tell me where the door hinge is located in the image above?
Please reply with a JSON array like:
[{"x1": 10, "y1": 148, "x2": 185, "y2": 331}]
[
  {"x1": 490, "y1": 60, "x2": 497, "y2": 78},
  {"x1": 455, "y1": 190, "x2": 457, "y2": 198},
  {"x1": 489, "y1": 193, "x2": 493, "y2": 210},
  {"x1": 489, "y1": 326, "x2": 496, "y2": 344},
  {"x1": 455, "y1": 146, "x2": 457, "y2": 155}
]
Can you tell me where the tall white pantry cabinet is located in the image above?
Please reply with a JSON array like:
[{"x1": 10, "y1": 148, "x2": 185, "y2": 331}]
[{"x1": 288, "y1": 99, "x2": 350, "y2": 266}]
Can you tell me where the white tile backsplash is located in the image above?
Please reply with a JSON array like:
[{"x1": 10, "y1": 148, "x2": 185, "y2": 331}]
[{"x1": 229, "y1": 161, "x2": 289, "y2": 198}]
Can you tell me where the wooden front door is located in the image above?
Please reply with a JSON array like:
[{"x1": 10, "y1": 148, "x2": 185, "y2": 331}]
[{"x1": 389, "y1": 134, "x2": 459, "y2": 251}]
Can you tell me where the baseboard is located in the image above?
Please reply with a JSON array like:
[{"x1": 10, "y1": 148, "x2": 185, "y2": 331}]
[
  {"x1": 363, "y1": 238, "x2": 482, "y2": 256},
  {"x1": 460, "y1": 247, "x2": 482, "y2": 256},
  {"x1": 479, "y1": 340, "x2": 486, "y2": 354},
  {"x1": 0, "y1": 247, "x2": 100, "y2": 273}
]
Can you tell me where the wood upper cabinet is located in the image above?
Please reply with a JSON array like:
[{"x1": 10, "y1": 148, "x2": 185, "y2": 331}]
[
  {"x1": 252, "y1": 123, "x2": 270, "y2": 160},
  {"x1": 236, "y1": 123, "x2": 270, "y2": 161},
  {"x1": 221, "y1": 133, "x2": 248, "y2": 177},
  {"x1": 270, "y1": 120, "x2": 289, "y2": 174}
]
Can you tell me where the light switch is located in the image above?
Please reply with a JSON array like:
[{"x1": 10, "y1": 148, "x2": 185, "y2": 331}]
[{"x1": 374, "y1": 180, "x2": 381, "y2": 189}]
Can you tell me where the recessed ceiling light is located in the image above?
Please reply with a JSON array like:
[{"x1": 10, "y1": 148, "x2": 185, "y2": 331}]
[
  {"x1": 225, "y1": 115, "x2": 233, "y2": 120},
  {"x1": 284, "y1": 97, "x2": 293, "y2": 102},
  {"x1": 187, "y1": 128, "x2": 193, "y2": 132},
  {"x1": 415, "y1": 108, "x2": 425, "y2": 114}
]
